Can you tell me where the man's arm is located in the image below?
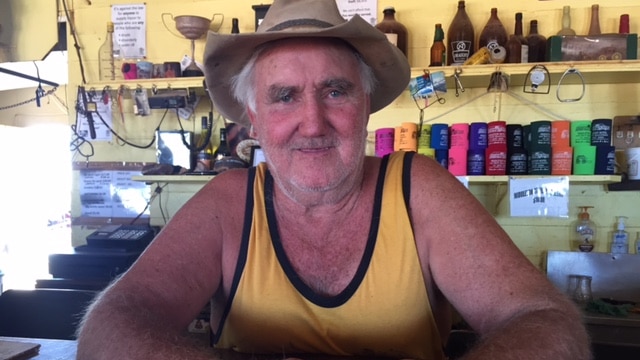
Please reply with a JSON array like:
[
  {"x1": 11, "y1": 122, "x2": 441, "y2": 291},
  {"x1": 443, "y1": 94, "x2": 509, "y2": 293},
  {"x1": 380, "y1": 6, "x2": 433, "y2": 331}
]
[
  {"x1": 409, "y1": 155, "x2": 591, "y2": 360},
  {"x1": 76, "y1": 172, "x2": 242, "y2": 359}
]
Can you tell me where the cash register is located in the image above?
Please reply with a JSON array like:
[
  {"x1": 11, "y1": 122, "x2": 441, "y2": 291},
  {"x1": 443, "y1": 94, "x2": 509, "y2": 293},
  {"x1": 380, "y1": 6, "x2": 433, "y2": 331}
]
[{"x1": 38, "y1": 225, "x2": 157, "y2": 290}]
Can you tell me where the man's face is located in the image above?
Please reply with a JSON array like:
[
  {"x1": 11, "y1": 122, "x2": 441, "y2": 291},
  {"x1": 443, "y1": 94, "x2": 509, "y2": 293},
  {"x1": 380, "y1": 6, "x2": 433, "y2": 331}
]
[{"x1": 247, "y1": 38, "x2": 371, "y2": 196}]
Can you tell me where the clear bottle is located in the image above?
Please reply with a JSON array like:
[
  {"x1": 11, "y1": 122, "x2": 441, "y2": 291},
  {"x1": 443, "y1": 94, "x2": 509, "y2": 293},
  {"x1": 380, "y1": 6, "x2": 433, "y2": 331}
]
[
  {"x1": 430, "y1": 24, "x2": 446, "y2": 67},
  {"x1": 446, "y1": 0, "x2": 475, "y2": 65},
  {"x1": 557, "y1": 6, "x2": 576, "y2": 36},
  {"x1": 231, "y1": 18, "x2": 240, "y2": 34},
  {"x1": 610, "y1": 216, "x2": 629, "y2": 254},
  {"x1": 588, "y1": 4, "x2": 601, "y2": 36},
  {"x1": 526, "y1": 20, "x2": 547, "y2": 63},
  {"x1": 98, "y1": 21, "x2": 124, "y2": 81},
  {"x1": 574, "y1": 206, "x2": 596, "y2": 252},
  {"x1": 478, "y1": 8, "x2": 508, "y2": 58},
  {"x1": 375, "y1": 7, "x2": 408, "y2": 59}
]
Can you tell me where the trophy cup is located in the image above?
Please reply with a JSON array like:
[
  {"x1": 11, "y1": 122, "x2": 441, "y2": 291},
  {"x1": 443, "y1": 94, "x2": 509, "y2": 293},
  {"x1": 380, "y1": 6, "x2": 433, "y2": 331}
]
[{"x1": 162, "y1": 13, "x2": 224, "y2": 77}]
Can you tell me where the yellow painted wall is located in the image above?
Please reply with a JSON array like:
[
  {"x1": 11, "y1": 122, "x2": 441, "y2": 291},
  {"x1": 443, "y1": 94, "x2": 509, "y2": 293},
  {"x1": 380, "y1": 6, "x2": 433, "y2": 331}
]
[{"x1": 61, "y1": 0, "x2": 640, "y2": 267}]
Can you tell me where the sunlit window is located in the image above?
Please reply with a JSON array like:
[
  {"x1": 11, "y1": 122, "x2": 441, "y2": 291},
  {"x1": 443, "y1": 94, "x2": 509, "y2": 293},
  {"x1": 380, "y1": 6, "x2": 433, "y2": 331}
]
[{"x1": 0, "y1": 124, "x2": 71, "y2": 291}]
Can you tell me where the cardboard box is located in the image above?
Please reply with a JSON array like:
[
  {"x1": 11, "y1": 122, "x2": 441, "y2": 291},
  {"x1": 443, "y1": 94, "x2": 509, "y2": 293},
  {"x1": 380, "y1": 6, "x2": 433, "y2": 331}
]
[{"x1": 547, "y1": 34, "x2": 638, "y2": 62}]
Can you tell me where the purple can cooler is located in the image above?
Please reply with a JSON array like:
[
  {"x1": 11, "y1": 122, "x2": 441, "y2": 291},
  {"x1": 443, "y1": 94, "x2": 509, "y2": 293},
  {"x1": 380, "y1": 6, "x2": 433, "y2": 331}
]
[
  {"x1": 375, "y1": 128, "x2": 395, "y2": 158},
  {"x1": 469, "y1": 122, "x2": 487, "y2": 150}
]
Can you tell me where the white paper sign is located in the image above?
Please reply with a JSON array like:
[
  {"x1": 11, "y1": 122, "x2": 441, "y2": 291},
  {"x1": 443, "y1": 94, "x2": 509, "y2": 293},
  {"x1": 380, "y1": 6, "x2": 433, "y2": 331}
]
[
  {"x1": 80, "y1": 170, "x2": 150, "y2": 219},
  {"x1": 509, "y1": 177, "x2": 569, "y2": 218},
  {"x1": 112, "y1": 4, "x2": 147, "y2": 59},
  {"x1": 336, "y1": 0, "x2": 377, "y2": 25}
]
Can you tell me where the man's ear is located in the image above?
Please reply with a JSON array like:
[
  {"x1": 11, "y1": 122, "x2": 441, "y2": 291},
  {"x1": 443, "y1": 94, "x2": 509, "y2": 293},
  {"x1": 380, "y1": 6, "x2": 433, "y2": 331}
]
[{"x1": 246, "y1": 109, "x2": 258, "y2": 138}]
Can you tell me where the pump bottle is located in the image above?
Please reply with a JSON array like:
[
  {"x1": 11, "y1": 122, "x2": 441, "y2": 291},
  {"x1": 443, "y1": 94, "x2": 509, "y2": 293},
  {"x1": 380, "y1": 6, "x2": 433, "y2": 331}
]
[
  {"x1": 610, "y1": 216, "x2": 629, "y2": 254},
  {"x1": 574, "y1": 206, "x2": 596, "y2": 252}
]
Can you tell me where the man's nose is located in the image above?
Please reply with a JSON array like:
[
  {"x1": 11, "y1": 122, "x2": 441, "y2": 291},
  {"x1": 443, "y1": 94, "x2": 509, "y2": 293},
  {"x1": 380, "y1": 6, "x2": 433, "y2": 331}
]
[{"x1": 298, "y1": 95, "x2": 327, "y2": 136}]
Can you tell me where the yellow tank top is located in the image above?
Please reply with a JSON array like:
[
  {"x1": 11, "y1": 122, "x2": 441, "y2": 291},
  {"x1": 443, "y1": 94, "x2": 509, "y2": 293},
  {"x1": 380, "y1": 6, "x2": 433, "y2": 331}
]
[{"x1": 213, "y1": 152, "x2": 444, "y2": 360}]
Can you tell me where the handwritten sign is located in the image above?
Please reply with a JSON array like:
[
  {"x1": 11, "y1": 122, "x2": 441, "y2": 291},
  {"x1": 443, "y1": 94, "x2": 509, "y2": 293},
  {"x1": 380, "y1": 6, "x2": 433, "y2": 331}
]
[
  {"x1": 112, "y1": 4, "x2": 147, "y2": 59},
  {"x1": 509, "y1": 176, "x2": 569, "y2": 217}
]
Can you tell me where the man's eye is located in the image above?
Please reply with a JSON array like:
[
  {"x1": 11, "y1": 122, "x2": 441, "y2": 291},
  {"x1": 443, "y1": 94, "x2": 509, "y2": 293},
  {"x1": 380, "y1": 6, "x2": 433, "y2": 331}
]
[
  {"x1": 279, "y1": 94, "x2": 292, "y2": 103},
  {"x1": 328, "y1": 90, "x2": 344, "y2": 98}
]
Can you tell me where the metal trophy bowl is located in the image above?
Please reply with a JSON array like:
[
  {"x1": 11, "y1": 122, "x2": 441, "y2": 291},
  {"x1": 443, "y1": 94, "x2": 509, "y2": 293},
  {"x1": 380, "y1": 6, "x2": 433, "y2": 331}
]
[{"x1": 162, "y1": 13, "x2": 224, "y2": 77}]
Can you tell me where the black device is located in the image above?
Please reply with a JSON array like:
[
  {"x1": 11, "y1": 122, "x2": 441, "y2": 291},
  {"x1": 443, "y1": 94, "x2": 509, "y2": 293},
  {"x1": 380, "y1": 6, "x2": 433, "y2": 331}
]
[{"x1": 86, "y1": 224, "x2": 155, "y2": 250}]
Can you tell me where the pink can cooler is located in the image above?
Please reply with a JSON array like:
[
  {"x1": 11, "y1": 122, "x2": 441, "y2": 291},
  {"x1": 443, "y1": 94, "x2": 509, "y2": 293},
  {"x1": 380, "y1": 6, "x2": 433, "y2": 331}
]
[
  {"x1": 450, "y1": 123, "x2": 470, "y2": 149},
  {"x1": 375, "y1": 128, "x2": 395, "y2": 158}
]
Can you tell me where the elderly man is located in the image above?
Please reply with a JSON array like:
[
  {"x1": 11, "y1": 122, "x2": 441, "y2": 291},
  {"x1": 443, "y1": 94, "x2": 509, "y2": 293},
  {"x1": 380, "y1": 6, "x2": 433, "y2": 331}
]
[{"x1": 77, "y1": 0, "x2": 590, "y2": 359}]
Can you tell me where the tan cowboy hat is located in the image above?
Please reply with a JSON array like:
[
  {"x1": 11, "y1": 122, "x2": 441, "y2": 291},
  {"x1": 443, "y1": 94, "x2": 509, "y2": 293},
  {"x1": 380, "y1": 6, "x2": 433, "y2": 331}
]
[{"x1": 203, "y1": 0, "x2": 410, "y2": 127}]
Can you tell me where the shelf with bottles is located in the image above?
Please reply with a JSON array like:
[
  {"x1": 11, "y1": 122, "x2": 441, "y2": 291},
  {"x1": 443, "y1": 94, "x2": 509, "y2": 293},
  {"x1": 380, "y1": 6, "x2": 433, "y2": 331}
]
[{"x1": 415, "y1": 60, "x2": 640, "y2": 89}]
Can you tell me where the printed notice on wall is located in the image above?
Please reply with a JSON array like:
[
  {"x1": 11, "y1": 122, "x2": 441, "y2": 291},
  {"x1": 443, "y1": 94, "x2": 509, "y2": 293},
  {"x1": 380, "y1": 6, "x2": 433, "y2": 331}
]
[
  {"x1": 509, "y1": 177, "x2": 569, "y2": 218},
  {"x1": 112, "y1": 4, "x2": 147, "y2": 59},
  {"x1": 336, "y1": 0, "x2": 377, "y2": 25},
  {"x1": 80, "y1": 170, "x2": 150, "y2": 219}
]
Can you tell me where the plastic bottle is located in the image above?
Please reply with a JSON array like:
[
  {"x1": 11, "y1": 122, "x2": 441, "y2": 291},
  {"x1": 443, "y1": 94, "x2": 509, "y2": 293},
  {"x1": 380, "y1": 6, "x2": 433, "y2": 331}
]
[
  {"x1": 635, "y1": 232, "x2": 640, "y2": 254},
  {"x1": 478, "y1": 8, "x2": 508, "y2": 60},
  {"x1": 557, "y1": 6, "x2": 576, "y2": 36},
  {"x1": 98, "y1": 21, "x2": 124, "y2": 81},
  {"x1": 375, "y1": 7, "x2": 408, "y2": 59},
  {"x1": 588, "y1": 4, "x2": 601, "y2": 36},
  {"x1": 610, "y1": 216, "x2": 629, "y2": 254},
  {"x1": 430, "y1": 24, "x2": 446, "y2": 66},
  {"x1": 513, "y1": 13, "x2": 529, "y2": 63},
  {"x1": 446, "y1": 0, "x2": 475, "y2": 65},
  {"x1": 526, "y1": 20, "x2": 547, "y2": 63},
  {"x1": 574, "y1": 206, "x2": 596, "y2": 252}
]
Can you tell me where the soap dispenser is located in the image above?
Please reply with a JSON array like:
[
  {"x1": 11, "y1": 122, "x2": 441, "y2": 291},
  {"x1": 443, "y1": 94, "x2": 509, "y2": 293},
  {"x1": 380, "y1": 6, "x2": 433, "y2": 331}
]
[
  {"x1": 574, "y1": 206, "x2": 596, "y2": 252},
  {"x1": 635, "y1": 232, "x2": 640, "y2": 254},
  {"x1": 610, "y1": 216, "x2": 629, "y2": 254}
]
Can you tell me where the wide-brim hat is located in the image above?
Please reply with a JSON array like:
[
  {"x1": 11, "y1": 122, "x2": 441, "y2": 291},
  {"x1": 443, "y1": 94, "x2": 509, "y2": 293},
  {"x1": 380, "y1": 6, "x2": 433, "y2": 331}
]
[{"x1": 203, "y1": 0, "x2": 410, "y2": 128}]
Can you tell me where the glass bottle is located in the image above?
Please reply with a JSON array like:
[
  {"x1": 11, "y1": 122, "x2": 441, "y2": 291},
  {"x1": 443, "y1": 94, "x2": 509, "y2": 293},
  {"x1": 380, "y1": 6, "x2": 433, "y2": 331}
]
[
  {"x1": 478, "y1": 8, "x2": 508, "y2": 55},
  {"x1": 213, "y1": 128, "x2": 232, "y2": 162},
  {"x1": 430, "y1": 24, "x2": 446, "y2": 66},
  {"x1": 514, "y1": 13, "x2": 529, "y2": 63},
  {"x1": 619, "y1": 14, "x2": 630, "y2": 34},
  {"x1": 375, "y1": 7, "x2": 408, "y2": 59},
  {"x1": 98, "y1": 21, "x2": 124, "y2": 81},
  {"x1": 194, "y1": 116, "x2": 212, "y2": 172},
  {"x1": 588, "y1": 4, "x2": 601, "y2": 36},
  {"x1": 557, "y1": 6, "x2": 576, "y2": 36},
  {"x1": 231, "y1": 18, "x2": 240, "y2": 34},
  {"x1": 574, "y1": 206, "x2": 596, "y2": 252},
  {"x1": 526, "y1": 20, "x2": 547, "y2": 63},
  {"x1": 447, "y1": 0, "x2": 475, "y2": 65},
  {"x1": 505, "y1": 34, "x2": 522, "y2": 64}
]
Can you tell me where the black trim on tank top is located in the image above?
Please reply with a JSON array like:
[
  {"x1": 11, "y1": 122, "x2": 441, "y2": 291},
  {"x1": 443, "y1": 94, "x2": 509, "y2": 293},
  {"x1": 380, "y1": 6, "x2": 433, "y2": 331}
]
[
  {"x1": 212, "y1": 166, "x2": 257, "y2": 344},
  {"x1": 265, "y1": 156, "x2": 391, "y2": 308},
  {"x1": 402, "y1": 151, "x2": 414, "y2": 214}
]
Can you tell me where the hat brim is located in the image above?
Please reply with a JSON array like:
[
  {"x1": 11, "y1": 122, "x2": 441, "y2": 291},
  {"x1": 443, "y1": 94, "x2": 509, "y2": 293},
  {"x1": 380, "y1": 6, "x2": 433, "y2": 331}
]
[{"x1": 203, "y1": 15, "x2": 410, "y2": 127}]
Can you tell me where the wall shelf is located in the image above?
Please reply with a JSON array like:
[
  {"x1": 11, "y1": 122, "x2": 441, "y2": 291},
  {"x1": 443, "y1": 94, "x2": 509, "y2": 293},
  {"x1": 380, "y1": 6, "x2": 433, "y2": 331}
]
[
  {"x1": 416, "y1": 60, "x2": 640, "y2": 88},
  {"x1": 85, "y1": 77, "x2": 206, "y2": 91}
]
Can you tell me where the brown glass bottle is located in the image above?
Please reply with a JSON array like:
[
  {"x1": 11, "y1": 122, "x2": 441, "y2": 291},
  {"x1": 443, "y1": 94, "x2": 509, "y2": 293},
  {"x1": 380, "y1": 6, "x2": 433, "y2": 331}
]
[
  {"x1": 557, "y1": 6, "x2": 576, "y2": 36},
  {"x1": 446, "y1": 0, "x2": 475, "y2": 65},
  {"x1": 478, "y1": 8, "x2": 508, "y2": 54},
  {"x1": 514, "y1": 13, "x2": 529, "y2": 63},
  {"x1": 375, "y1": 7, "x2": 408, "y2": 58},
  {"x1": 526, "y1": 20, "x2": 547, "y2": 62},
  {"x1": 231, "y1": 18, "x2": 240, "y2": 34},
  {"x1": 430, "y1": 24, "x2": 446, "y2": 66},
  {"x1": 505, "y1": 34, "x2": 522, "y2": 64},
  {"x1": 588, "y1": 4, "x2": 601, "y2": 36}
]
